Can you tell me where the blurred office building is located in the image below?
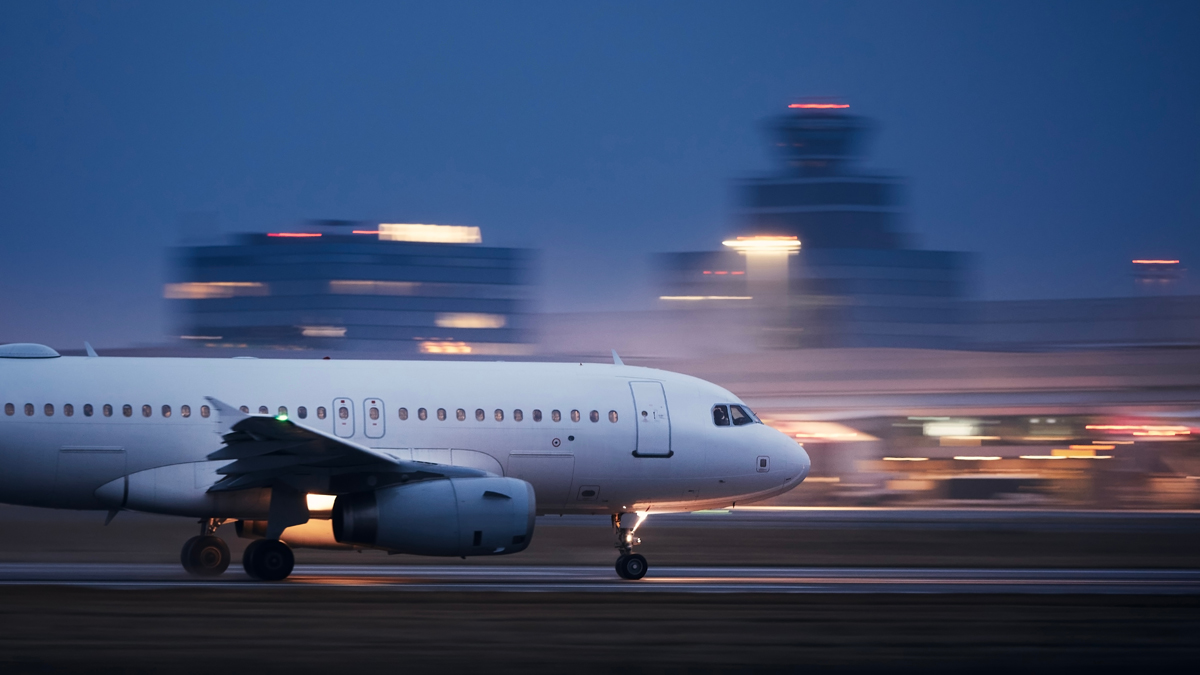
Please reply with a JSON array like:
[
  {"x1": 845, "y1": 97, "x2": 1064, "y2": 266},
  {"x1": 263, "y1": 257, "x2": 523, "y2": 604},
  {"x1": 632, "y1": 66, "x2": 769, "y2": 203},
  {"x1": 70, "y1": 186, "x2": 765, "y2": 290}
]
[
  {"x1": 166, "y1": 221, "x2": 534, "y2": 355},
  {"x1": 656, "y1": 103, "x2": 971, "y2": 350}
]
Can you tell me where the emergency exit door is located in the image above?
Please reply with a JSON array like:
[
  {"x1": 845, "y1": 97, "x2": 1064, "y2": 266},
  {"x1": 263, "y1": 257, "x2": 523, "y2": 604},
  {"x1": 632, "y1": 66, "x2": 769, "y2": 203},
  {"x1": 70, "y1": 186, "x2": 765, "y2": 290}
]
[{"x1": 630, "y1": 381, "x2": 672, "y2": 457}]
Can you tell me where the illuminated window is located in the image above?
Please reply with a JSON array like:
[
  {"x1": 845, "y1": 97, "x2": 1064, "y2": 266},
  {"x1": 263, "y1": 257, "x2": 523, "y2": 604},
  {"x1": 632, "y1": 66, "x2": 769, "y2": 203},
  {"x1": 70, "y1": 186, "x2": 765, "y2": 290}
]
[
  {"x1": 339, "y1": 406, "x2": 350, "y2": 420},
  {"x1": 513, "y1": 409, "x2": 523, "y2": 422},
  {"x1": 162, "y1": 405, "x2": 171, "y2": 418},
  {"x1": 142, "y1": 405, "x2": 151, "y2": 418},
  {"x1": 370, "y1": 407, "x2": 380, "y2": 421},
  {"x1": 4, "y1": 403, "x2": 12, "y2": 416},
  {"x1": 476, "y1": 408, "x2": 485, "y2": 421},
  {"x1": 609, "y1": 410, "x2": 618, "y2": 423},
  {"x1": 551, "y1": 410, "x2": 561, "y2": 422},
  {"x1": 532, "y1": 409, "x2": 542, "y2": 422},
  {"x1": 180, "y1": 405, "x2": 190, "y2": 418},
  {"x1": 494, "y1": 409, "x2": 504, "y2": 422},
  {"x1": 712, "y1": 405, "x2": 730, "y2": 427},
  {"x1": 104, "y1": 404, "x2": 113, "y2": 417},
  {"x1": 64, "y1": 404, "x2": 74, "y2": 417},
  {"x1": 84, "y1": 404, "x2": 93, "y2": 417},
  {"x1": 456, "y1": 408, "x2": 466, "y2": 421},
  {"x1": 297, "y1": 406, "x2": 307, "y2": 419},
  {"x1": 418, "y1": 408, "x2": 427, "y2": 421},
  {"x1": 122, "y1": 405, "x2": 132, "y2": 418},
  {"x1": 398, "y1": 407, "x2": 408, "y2": 421},
  {"x1": 278, "y1": 406, "x2": 288, "y2": 418},
  {"x1": 163, "y1": 281, "x2": 268, "y2": 300},
  {"x1": 316, "y1": 407, "x2": 326, "y2": 420},
  {"x1": 259, "y1": 406, "x2": 269, "y2": 415},
  {"x1": 44, "y1": 403, "x2": 54, "y2": 417},
  {"x1": 200, "y1": 405, "x2": 210, "y2": 418},
  {"x1": 436, "y1": 408, "x2": 446, "y2": 421},
  {"x1": 24, "y1": 403, "x2": 34, "y2": 416},
  {"x1": 570, "y1": 410, "x2": 580, "y2": 423},
  {"x1": 239, "y1": 406, "x2": 249, "y2": 413}
]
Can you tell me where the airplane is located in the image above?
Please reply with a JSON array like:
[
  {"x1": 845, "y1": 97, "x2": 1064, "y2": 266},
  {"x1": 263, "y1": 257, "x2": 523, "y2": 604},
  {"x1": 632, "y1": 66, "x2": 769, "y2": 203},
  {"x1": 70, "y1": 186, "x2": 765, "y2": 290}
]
[{"x1": 0, "y1": 342, "x2": 809, "y2": 581}]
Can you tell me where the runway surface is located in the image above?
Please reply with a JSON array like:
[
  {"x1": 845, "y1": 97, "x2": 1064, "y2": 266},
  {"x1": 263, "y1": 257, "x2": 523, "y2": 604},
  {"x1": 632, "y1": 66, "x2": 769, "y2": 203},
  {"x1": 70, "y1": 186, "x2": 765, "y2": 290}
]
[{"x1": 1, "y1": 562, "x2": 1198, "y2": 594}]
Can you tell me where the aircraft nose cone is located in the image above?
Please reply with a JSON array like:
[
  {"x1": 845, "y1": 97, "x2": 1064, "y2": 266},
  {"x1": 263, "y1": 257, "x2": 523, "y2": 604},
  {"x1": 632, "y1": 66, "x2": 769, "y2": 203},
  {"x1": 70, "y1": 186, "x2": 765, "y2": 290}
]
[{"x1": 793, "y1": 442, "x2": 811, "y2": 483}]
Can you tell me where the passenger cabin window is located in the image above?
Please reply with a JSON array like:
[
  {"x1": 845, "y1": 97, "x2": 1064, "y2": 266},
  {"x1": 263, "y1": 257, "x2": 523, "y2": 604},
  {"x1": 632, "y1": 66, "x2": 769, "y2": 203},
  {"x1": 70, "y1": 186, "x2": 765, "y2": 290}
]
[
  {"x1": 532, "y1": 409, "x2": 542, "y2": 422},
  {"x1": 122, "y1": 405, "x2": 133, "y2": 418},
  {"x1": 609, "y1": 410, "x2": 619, "y2": 423},
  {"x1": 551, "y1": 410, "x2": 561, "y2": 422},
  {"x1": 4, "y1": 403, "x2": 12, "y2": 416},
  {"x1": 712, "y1": 405, "x2": 730, "y2": 426},
  {"x1": 181, "y1": 405, "x2": 191, "y2": 418},
  {"x1": 278, "y1": 406, "x2": 287, "y2": 418},
  {"x1": 456, "y1": 408, "x2": 466, "y2": 421},
  {"x1": 44, "y1": 403, "x2": 54, "y2": 417},
  {"x1": 371, "y1": 407, "x2": 382, "y2": 421},
  {"x1": 142, "y1": 405, "x2": 152, "y2": 418},
  {"x1": 200, "y1": 405, "x2": 211, "y2": 418},
  {"x1": 589, "y1": 410, "x2": 599, "y2": 423},
  {"x1": 730, "y1": 405, "x2": 753, "y2": 426},
  {"x1": 475, "y1": 409, "x2": 485, "y2": 421},
  {"x1": 436, "y1": 408, "x2": 446, "y2": 421},
  {"x1": 24, "y1": 403, "x2": 34, "y2": 416},
  {"x1": 64, "y1": 404, "x2": 74, "y2": 417},
  {"x1": 239, "y1": 406, "x2": 249, "y2": 414},
  {"x1": 162, "y1": 405, "x2": 171, "y2": 418},
  {"x1": 104, "y1": 404, "x2": 113, "y2": 417},
  {"x1": 513, "y1": 409, "x2": 523, "y2": 422},
  {"x1": 316, "y1": 406, "x2": 326, "y2": 420},
  {"x1": 570, "y1": 410, "x2": 581, "y2": 423},
  {"x1": 398, "y1": 407, "x2": 408, "y2": 420},
  {"x1": 297, "y1": 406, "x2": 307, "y2": 419},
  {"x1": 339, "y1": 406, "x2": 350, "y2": 420},
  {"x1": 83, "y1": 404, "x2": 94, "y2": 417},
  {"x1": 494, "y1": 409, "x2": 504, "y2": 422},
  {"x1": 417, "y1": 408, "x2": 427, "y2": 421},
  {"x1": 259, "y1": 406, "x2": 269, "y2": 415}
]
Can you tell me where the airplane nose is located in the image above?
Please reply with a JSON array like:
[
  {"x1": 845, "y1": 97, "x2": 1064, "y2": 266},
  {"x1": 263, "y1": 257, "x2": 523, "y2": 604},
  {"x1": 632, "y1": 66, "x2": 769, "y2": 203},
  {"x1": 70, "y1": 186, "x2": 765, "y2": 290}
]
[{"x1": 793, "y1": 442, "x2": 811, "y2": 483}]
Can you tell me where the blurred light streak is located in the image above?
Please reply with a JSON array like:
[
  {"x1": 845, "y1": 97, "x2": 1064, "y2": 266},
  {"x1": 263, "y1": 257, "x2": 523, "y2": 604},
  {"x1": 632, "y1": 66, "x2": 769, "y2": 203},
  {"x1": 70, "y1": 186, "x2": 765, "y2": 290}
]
[
  {"x1": 722, "y1": 235, "x2": 801, "y2": 251},
  {"x1": 420, "y1": 341, "x2": 472, "y2": 354},
  {"x1": 434, "y1": 313, "x2": 507, "y2": 329},
  {"x1": 953, "y1": 456, "x2": 1002, "y2": 461},
  {"x1": 300, "y1": 326, "x2": 346, "y2": 337},
  {"x1": 379, "y1": 223, "x2": 481, "y2": 244},
  {"x1": 802, "y1": 477, "x2": 841, "y2": 483},
  {"x1": 329, "y1": 280, "x2": 421, "y2": 296},
  {"x1": 179, "y1": 335, "x2": 222, "y2": 340},
  {"x1": 882, "y1": 457, "x2": 929, "y2": 461},
  {"x1": 164, "y1": 282, "x2": 267, "y2": 299},
  {"x1": 1131, "y1": 260, "x2": 1180, "y2": 264},
  {"x1": 267, "y1": 233, "x2": 321, "y2": 237},
  {"x1": 659, "y1": 296, "x2": 753, "y2": 301},
  {"x1": 789, "y1": 104, "x2": 850, "y2": 109},
  {"x1": 1070, "y1": 444, "x2": 1115, "y2": 450},
  {"x1": 1020, "y1": 455, "x2": 1068, "y2": 460}
]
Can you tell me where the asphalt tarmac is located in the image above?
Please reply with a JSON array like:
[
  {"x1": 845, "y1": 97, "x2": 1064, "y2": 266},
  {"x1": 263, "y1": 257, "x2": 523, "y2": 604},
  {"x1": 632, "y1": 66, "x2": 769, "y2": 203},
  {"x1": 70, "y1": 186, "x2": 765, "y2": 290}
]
[{"x1": 3, "y1": 562, "x2": 1199, "y2": 594}]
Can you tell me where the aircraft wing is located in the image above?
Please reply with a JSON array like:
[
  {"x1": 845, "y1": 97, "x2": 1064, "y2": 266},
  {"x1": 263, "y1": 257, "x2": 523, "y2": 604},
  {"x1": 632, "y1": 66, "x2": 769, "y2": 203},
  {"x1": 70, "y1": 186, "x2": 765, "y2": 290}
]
[{"x1": 204, "y1": 397, "x2": 491, "y2": 492}]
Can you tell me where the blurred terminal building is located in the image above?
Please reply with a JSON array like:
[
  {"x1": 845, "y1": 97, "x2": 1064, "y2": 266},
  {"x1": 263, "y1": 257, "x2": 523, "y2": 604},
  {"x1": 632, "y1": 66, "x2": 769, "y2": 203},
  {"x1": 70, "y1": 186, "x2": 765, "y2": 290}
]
[{"x1": 166, "y1": 222, "x2": 534, "y2": 355}]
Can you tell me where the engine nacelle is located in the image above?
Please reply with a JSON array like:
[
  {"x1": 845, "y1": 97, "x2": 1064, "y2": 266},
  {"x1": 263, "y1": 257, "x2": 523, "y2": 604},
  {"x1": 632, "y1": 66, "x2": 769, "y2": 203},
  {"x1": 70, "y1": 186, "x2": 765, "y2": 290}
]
[{"x1": 332, "y1": 476, "x2": 535, "y2": 557}]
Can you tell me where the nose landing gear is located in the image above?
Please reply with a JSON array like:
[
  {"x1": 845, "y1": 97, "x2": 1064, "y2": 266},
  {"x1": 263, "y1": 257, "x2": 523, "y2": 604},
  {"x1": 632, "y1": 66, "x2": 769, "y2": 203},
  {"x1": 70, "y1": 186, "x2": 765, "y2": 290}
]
[
  {"x1": 612, "y1": 513, "x2": 648, "y2": 580},
  {"x1": 180, "y1": 518, "x2": 230, "y2": 577}
]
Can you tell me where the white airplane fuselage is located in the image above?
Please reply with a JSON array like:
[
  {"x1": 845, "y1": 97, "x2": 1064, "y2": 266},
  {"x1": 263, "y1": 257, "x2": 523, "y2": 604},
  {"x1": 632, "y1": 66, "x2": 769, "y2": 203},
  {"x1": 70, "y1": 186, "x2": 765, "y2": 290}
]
[{"x1": 0, "y1": 356, "x2": 809, "y2": 520}]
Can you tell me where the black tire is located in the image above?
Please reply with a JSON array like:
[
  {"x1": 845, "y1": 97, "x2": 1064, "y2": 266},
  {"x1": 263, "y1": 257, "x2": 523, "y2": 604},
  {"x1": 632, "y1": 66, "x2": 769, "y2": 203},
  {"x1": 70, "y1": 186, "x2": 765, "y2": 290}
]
[
  {"x1": 249, "y1": 539, "x2": 295, "y2": 582},
  {"x1": 185, "y1": 536, "x2": 231, "y2": 577},
  {"x1": 180, "y1": 536, "x2": 202, "y2": 574},
  {"x1": 617, "y1": 553, "x2": 647, "y2": 581},
  {"x1": 242, "y1": 539, "x2": 264, "y2": 578}
]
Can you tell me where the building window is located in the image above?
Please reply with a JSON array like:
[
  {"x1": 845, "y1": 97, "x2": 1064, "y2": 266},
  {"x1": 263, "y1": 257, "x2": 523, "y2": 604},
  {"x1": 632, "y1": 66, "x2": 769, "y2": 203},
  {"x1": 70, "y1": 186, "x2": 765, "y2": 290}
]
[
  {"x1": 181, "y1": 405, "x2": 191, "y2": 418},
  {"x1": 44, "y1": 403, "x2": 54, "y2": 417},
  {"x1": 200, "y1": 405, "x2": 211, "y2": 418},
  {"x1": 338, "y1": 406, "x2": 349, "y2": 420},
  {"x1": 162, "y1": 405, "x2": 171, "y2": 418},
  {"x1": 513, "y1": 409, "x2": 523, "y2": 422},
  {"x1": 456, "y1": 408, "x2": 466, "y2": 421},
  {"x1": 258, "y1": 406, "x2": 269, "y2": 415},
  {"x1": 64, "y1": 404, "x2": 74, "y2": 417},
  {"x1": 239, "y1": 406, "x2": 249, "y2": 413},
  {"x1": 317, "y1": 407, "x2": 327, "y2": 420},
  {"x1": 123, "y1": 405, "x2": 133, "y2": 418},
  {"x1": 83, "y1": 404, "x2": 94, "y2": 417},
  {"x1": 494, "y1": 409, "x2": 504, "y2": 422},
  {"x1": 532, "y1": 409, "x2": 542, "y2": 422},
  {"x1": 297, "y1": 406, "x2": 307, "y2": 419},
  {"x1": 551, "y1": 410, "x2": 561, "y2": 422},
  {"x1": 4, "y1": 403, "x2": 12, "y2": 416},
  {"x1": 24, "y1": 403, "x2": 34, "y2": 416},
  {"x1": 398, "y1": 407, "x2": 408, "y2": 421},
  {"x1": 278, "y1": 406, "x2": 288, "y2": 418},
  {"x1": 476, "y1": 408, "x2": 485, "y2": 421},
  {"x1": 609, "y1": 410, "x2": 618, "y2": 423},
  {"x1": 570, "y1": 410, "x2": 581, "y2": 423},
  {"x1": 590, "y1": 410, "x2": 599, "y2": 423},
  {"x1": 436, "y1": 408, "x2": 446, "y2": 421},
  {"x1": 142, "y1": 405, "x2": 152, "y2": 418},
  {"x1": 418, "y1": 408, "x2": 427, "y2": 421},
  {"x1": 104, "y1": 404, "x2": 113, "y2": 417}
]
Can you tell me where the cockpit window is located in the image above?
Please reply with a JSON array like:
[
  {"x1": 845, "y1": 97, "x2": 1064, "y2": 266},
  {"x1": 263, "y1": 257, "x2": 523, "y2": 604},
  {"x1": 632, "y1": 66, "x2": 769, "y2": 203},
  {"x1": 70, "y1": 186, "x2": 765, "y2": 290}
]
[
  {"x1": 712, "y1": 405, "x2": 730, "y2": 426},
  {"x1": 730, "y1": 405, "x2": 757, "y2": 426}
]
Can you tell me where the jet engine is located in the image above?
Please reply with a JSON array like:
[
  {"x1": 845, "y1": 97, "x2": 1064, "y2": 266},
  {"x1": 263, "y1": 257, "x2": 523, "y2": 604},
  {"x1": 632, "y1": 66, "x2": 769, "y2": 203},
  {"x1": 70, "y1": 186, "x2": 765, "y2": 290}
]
[{"x1": 332, "y1": 476, "x2": 535, "y2": 556}]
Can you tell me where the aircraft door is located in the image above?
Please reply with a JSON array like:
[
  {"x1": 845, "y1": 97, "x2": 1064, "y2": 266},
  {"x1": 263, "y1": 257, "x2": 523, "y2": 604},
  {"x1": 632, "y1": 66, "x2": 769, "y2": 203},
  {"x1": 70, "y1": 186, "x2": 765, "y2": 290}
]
[
  {"x1": 630, "y1": 381, "x2": 672, "y2": 457},
  {"x1": 333, "y1": 398, "x2": 355, "y2": 438},
  {"x1": 363, "y1": 398, "x2": 385, "y2": 439}
]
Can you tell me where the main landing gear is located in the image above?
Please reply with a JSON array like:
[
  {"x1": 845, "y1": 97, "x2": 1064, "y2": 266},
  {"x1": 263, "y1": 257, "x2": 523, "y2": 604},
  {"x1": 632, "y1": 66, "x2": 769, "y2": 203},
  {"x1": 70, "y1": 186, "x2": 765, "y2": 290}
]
[
  {"x1": 612, "y1": 513, "x2": 648, "y2": 580},
  {"x1": 180, "y1": 518, "x2": 231, "y2": 577},
  {"x1": 242, "y1": 538, "x2": 295, "y2": 581}
]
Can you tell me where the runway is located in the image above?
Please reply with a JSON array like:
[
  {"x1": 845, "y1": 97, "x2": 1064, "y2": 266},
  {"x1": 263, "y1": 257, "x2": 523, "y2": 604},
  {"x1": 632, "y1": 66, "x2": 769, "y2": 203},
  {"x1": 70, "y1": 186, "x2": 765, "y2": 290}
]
[{"x1": 1, "y1": 562, "x2": 1198, "y2": 594}]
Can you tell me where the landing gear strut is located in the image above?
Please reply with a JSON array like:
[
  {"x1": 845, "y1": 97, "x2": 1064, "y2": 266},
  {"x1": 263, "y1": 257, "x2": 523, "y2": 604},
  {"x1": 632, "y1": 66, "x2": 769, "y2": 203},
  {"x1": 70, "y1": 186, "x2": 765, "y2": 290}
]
[
  {"x1": 612, "y1": 513, "x2": 648, "y2": 580},
  {"x1": 180, "y1": 518, "x2": 230, "y2": 578},
  {"x1": 242, "y1": 538, "x2": 295, "y2": 581}
]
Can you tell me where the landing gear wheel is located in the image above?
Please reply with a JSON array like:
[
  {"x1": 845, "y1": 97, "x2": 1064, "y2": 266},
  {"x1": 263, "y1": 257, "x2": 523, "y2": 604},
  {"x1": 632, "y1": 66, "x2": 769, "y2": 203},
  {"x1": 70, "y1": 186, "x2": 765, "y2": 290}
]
[
  {"x1": 615, "y1": 553, "x2": 647, "y2": 580},
  {"x1": 180, "y1": 536, "x2": 230, "y2": 577},
  {"x1": 242, "y1": 539, "x2": 294, "y2": 581}
]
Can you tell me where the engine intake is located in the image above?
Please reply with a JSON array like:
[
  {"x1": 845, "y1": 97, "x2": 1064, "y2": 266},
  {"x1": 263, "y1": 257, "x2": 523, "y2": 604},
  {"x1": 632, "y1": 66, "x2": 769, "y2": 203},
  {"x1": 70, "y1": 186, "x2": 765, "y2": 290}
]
[{"x1": 332, "y1": 476, "x2": 535, "y2": 556}]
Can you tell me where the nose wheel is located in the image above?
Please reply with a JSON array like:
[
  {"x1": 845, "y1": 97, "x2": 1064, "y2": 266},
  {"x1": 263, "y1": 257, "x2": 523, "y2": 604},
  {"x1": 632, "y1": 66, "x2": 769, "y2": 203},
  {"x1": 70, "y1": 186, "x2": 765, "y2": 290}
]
[{"x1": 612, "y1": 513, "x2": 648, "y2": 580}]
